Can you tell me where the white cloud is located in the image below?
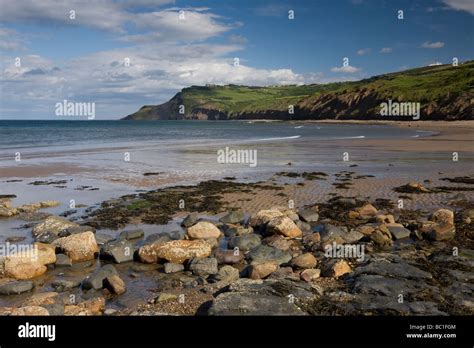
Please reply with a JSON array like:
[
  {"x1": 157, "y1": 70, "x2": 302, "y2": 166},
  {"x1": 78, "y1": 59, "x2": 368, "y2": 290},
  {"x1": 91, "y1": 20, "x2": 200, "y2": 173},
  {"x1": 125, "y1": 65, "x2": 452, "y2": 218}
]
[
  {"x1": 380, "y1": 47, "x2": 392, "y2": 53},
  {"x1": 330, "y1": 65, "x2": 360, "y2": 73},
  {"x1": 357, "y1": 48, "x2": 371, "y2": 55},
  {"x1": 442, "y1": 0, "x2": 474, "y2": 15},
  {"x1": 421, "y1": 41, "x2": 445, "y2": 49}
]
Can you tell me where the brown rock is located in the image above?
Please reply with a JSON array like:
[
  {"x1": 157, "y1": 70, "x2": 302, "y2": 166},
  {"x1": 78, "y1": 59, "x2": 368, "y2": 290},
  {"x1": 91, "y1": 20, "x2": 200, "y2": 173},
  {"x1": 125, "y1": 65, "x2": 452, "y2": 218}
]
[
  {"x1": 249, "y1": 209, "x2": 284, "y2": 227},
  {"x1": 104, "y1": 275, "x2": 126, "y2": 295},
  {"x1": 300, "y1": 268, "x2": 321, "y2": 282},
  {"x1": 357, "y1": 204, "x2": 378, "y2": 219},
  {"x1": 187, "y1": 221, "x2": 221, "y2": 239},
  {"x1": 428, "y1": 223, "x2": 456, "y2": 241},
  {"x1": 53, "y1": 231, "x2": 98, "y2": 262},
  {"x1": 32, "y1": 216, "x2": 78, "y2": 236},
  {"x1": 138, "y1": 239, "x2": 212, "y2": 264},
  {"x1": 266, "y1": 216, "x2": 302, "y2": 239},
  {"x1": 64, "y1": 297, "x2": 105, "y2": 316},
  {"x1": 322, "y1": 259, "x2": 351, "y2": 278},
  {"x1": 263, "y1": 234, "x2": 292, "y2": 250},
  {"x1": 249, "y1": 262, "x2": 278, "y2": 279},
  {"x1": 431, "y1": 209, "x2": 454, "y2": 225},
  {"x1": 291, "y1": 253, "x2": 317, "y2": 269},
  {"x1": 11, "y1": 306, "x2": 49, "y2": 316},
  {"x1": 214, "y1": 249, "x2": 244, "y2": 264},
  {"x1": 22, "y1": 292, "x2": 58, "y2": 307}
]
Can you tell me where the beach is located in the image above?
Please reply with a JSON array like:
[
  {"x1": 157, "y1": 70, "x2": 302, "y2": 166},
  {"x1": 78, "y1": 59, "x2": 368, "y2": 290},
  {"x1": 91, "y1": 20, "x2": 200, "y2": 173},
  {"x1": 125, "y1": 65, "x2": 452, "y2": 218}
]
[{"x1": 0, "y1": 120, "x2": 473, "y2": 316}]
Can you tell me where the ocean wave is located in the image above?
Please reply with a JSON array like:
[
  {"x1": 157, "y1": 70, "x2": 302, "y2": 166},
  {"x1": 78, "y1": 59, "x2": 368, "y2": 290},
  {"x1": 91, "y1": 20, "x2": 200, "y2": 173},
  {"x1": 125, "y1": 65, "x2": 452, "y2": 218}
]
[{"x1": 254, "y1": 135, "x2": 301, "y2": 141}]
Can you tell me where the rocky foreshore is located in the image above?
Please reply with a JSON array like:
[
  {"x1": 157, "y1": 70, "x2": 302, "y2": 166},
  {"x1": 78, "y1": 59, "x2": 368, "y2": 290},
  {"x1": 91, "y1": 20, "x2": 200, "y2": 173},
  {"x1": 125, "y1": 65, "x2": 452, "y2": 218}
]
[{"x1": 0, "y1": 179, "x2": 473, "y2": 316}]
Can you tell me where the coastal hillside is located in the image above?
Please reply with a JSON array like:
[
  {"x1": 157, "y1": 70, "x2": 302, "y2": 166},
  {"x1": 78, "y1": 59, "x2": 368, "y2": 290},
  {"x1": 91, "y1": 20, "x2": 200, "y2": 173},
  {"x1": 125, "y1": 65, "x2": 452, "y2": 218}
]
[{"x1": 123, "y1": 61, "x2": 474, "y2": 121}]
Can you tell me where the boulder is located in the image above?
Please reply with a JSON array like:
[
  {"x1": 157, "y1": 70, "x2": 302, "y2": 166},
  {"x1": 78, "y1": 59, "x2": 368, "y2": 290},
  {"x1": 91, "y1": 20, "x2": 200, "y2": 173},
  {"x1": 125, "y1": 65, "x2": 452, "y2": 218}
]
[
  {"x1": 428, "y1": 223, "x2": 456, "y2": 241},
  {"x1": 246, "y1": 245, "x2": 292, "y2": 265},
  {"x1": 300, "y1": 269, "x2": 321, "y2": 282},
  {"x1": 356, "y1": 204, "x2": 378, "y2": 219},
  {"x1": 0, "y1": 280, "x2": 34, "y2": 295},
  {"x1": 55, "y1": 254, "x2": 72, "y2": 267},
  {"x1": 119, "y1": 229, "x2": 144, "y2": 240},
  {"x1": 11, "y1": 306, "x2": 49, "y2": 316},
  {"x1": 249, "y1": 262, "x2": 278, "y2": 279},
  {"x1": 138, "y1": 239, "x2": 212, "y2": 264},
  {"x1": 386, "y1": 223, "x2": 411, "y2": 240},
  {"x1": 181, "y1": 212, "x2": 199, "y2": 227},
  {"x1": 263, "y1": 234, "x2": 292, "y2": 251},
  {"x1": 322, "y1": 259, "x2": 352, "y2": 278},
  {"x1": 100, "y1": 239, "x2": 135, "y2": 263},
  {"x1": 32, "y1": 216, "x2": 78, "y2": 236},
  {"x1": 215, "y1": 265, "x2": 240, "y2": 282},
  {"x1": 298, "y1": 209, "x2": 319, "y2": 223},
  {"x1": 431, "y1": 209, "x2": 454, "y2": 225},
  {"x1": 82, "y1": 264, "x2": 118, "y2": 290},
  {"x1": 53, "y1": 231, "x2": 98, "y2": 262},
  {"x1": 64, "y1": 297, "x2": 105, "y2": 316},
  {"x1": 219, "y1": 210, "x2": 244, "y2": 224},
  {"x1": 103, "y1": 275, "x2": 126, "y2": 295},
  {"x1": 266, "y1": 216, "x2": 302, "y2": 239},
  {"x1": 249, "y1": 209, "x2": 284, "y2": 227},
  {"x1": 189, "y1": 257, "x2": 218, "y2": 277},
  {"x1": 214, "y1": 249, "x2": 244, "y2": 264},
  {"x1": 291, "y1": 253, "x2": 317, "y2": 269},
  {"x1": 164, "y1": 262, "x2": 185, "y2": 273},
  {"x1": 187, "y1": 221, "x2": 221, "y2": 239},
  {"x1": 228, "y1": 234, "x2": 261, "y2": 252}
]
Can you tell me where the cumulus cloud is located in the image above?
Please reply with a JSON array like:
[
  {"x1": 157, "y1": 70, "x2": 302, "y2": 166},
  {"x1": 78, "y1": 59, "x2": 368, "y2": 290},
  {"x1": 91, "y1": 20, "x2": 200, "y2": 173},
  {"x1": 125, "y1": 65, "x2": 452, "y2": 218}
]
[
  {"x1": 421, "y1": 41, "x2": 445, "y2": 48},
  {"x1": 442, "y1": 0, "x2": 474, "y2": 15},
  {"x1": 330, "y1": 65, "x2": 360, "y2": 73},
  {"x1": 357, "y1": 48, "x2": 371, "y2": 55},
  {"x1": 380, "y1": 47, "x2": 392, "y2": 53}
]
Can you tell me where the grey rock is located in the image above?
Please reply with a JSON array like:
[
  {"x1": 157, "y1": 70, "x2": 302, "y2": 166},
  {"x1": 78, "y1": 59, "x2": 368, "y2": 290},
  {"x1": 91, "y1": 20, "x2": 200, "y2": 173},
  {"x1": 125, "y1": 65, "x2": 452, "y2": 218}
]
[
  {"x1": 119, "y1": 229, "x2": 144, "y2": 240},
  {"x1": 386, "y1": 224, "x2": 411, "y2": 240},
  {"x1": 100, "y1": 239, "x2": 135, "y2": 263},
  {"x1": 298, "y1": 209, "x2": 319, "y2": 223},
  {"x1": 55, "y1": 253, "x2": 72, "y2": 267},
  {"x1": 215, "y1": 265, "x2": 240, "y2": 282},
  {"x1": 215, "y1": 248, "x2": 244, "y2": 264},
  {"x1": 228, "y1": 234, "x2": 261, "y2": 251},
  {"x1": 0, "y1": 280, "x2": 34, "y2": 295},
  {"x1": 143, "y1": 233, "x2": 171, "y2": 245},
  {"x1": 220, "y1": 210, "x2": 244, "y2": 224},
  {"x1": 35, "y1": 231, "x2": 58, "y2": 244},
  {"x1": 246, "y1": 245, "x2": 292, "y2": 265},
  {"x1": 51, "y1": 280, "x2": 81, "y2": 292},
  {"x1": 181, "y1": 212, "x2": 199, "y2": 227},
  {"x1": 189, "y1": 257, "x2": 218, "y2": 277},
  {"x1": 82, "y1": 264, "x2": 118, "y2": 290},
  {"x1": 164, "y1": 262, "x2": 185, "y2": 274}
]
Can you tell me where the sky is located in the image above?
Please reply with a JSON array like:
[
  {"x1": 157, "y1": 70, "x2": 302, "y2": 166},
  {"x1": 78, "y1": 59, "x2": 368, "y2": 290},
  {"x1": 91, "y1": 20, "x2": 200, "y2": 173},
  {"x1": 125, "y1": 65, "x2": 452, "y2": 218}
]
[{"x1": 0, "y1": 0, "x2": 473, "y2": 120}]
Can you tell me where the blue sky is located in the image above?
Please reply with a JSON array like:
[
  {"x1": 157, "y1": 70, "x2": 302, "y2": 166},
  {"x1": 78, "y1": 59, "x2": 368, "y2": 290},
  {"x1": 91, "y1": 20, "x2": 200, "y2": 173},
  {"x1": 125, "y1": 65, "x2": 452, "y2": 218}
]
[{"x1": 0, "y1": 0, "x2": 473, "y2": 119}]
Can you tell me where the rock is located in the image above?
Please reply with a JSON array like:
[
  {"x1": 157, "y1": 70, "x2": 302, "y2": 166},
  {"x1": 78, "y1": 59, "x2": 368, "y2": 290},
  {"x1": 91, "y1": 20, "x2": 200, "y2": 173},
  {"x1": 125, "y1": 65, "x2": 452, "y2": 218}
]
[
  {"x1": 138, "y1": 239, "x2": 212, "y2": 264},
  {"x1": 51, "y1": 280, "x2": 80, "y2": 292},
  {"x1": 266, "y1": 216, "x2": 302, "y2": 239},
  {"x1": 263, "y1": 234, "x2": 291, "y2": 250},
  {"x1": 428, "y1": 223, "x2": 456, "y2": 241},
  {"x1": 3, "y1": 254, "x2": 47, "y2": 280},
  {"x1": 100, "y1": 239, "x2": 135, "y2": 263},
  {"x1": 296, "y1": 220, "x2": 311, "y2": 233},
  {"x1": 11, "y1": 306, "x2": 49, "y2": 316},
  {"x1": 268, "y1": 267, "x2": 300, "y2": 281},
  {"x1": 228, "y1": 234, "x2": 261, "y2": 252},
  {"x1": 22, "y1": 292, "x2": 58, "y2": 307},
  {"x1": 356, "y1": 204, "x2": 378, "y2": 219},
  {"x1": 34, "y1": 243, "x2": 56, "y2": 265},
  {"x1": 370, "y1": 225, "x2": 393, "y2": 247},
  {"x1": 249, "y1": 209, "x2": 284, "y2": 228},
  {"x1": 376, "y1": 214, "x2": 396, "y2": 224},
  {"x1": 322, "y1": 259, "x2": 351, "y2": 278},
  {"x1": 291, "y1": 253, "x2": 317, "y2": 269},
  {"x1": 246, "y1": 245, "x2": 292, "y2": 265},
  {"x1": 55, "y1": 254, "x2": 72, "y2": 267},
  {"x1": 300, "y1": 268, "x2": 321, "y2": 282},
  {"x1": 219, "y1": 210, "x2": 244, "y2": 224},
  {"x1": 94, "y1": 233, "x2": 116, "y2": 245},
  {"x1": 60, "y1": 225, "x2": 96, "y2": 236},
  {"x1": 35, "y1": 230, "x2": 59, "y2": 243},
  {"x1": 214, "y1": 249, "x2": 244, "y2": 264},
  {"x1": 64, "y1": 297, "x2": 105, "y2": 316},
  {"x1": 0, "y1": 207, "x2": 17, "y2": 217},
  {"x1": 431, "y1": 209, "x2": 454, "y2": 225},
  {"x1": 53, "y1": 231, "x2": 99, "y2": 262},
  {"x1": 354, "y1": 260, "x2": 432, "y2": 280},
  {"x1": 181, "y1": 212, "x2": 199, "y2": 227},
  {"x1": 164, "y1": 262, "x2": 184, "y2": 273},
  {"x1": 39, "y1": 200, "x2": 60, "y2": 208},
  {"x1": 356, "y1": 225, "x2": 376, "y2": 236},
  {"x1": 225, "y1": 225, "x2": 253, "y2": 236},
  {"x1": 119, "y1": 229, "x2": 144, "y2": 240},
  {"x1": 189, "y1": 257, "x2": 218, "y2": 277},
  {"x1": 5, "y1": 236, "x2": 26, "y2": 243},
  {"x1": 215, "y1": 265, "x2": 240, "y2": 282},
  {"x1": 298, "y1": 209, "x2": 319, "y2": 223},
  {"x1": 32, "y1": 216, "x2": 78, "y2": 236},
  {"x1": 303, "y1": 232, "x2": 321, "y2": 247},
  {"x1": 82, "y1": 264, "x2": 118, "y2": 290},
  {"x1": 249, "y1": 262, "x2": 278, "y2": 279},
  {"x1": 144, "y1": 233, "x2": 172, "y2": 245},
  {"x1": 187, "y1": 221, "x2": 221, "y2": 239},
  {"x1": 403, "y1": 182, "x2": 431, "y2": 193},
  {"x1": 386, "y1": 223, "x2": 411, "y2": 240},
  {"x1": 0, "y1": 280, "x2": 34, "y2": 295},
  {"x1": 103, "y1": 274, "x2": 126, "y2": 295}
]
